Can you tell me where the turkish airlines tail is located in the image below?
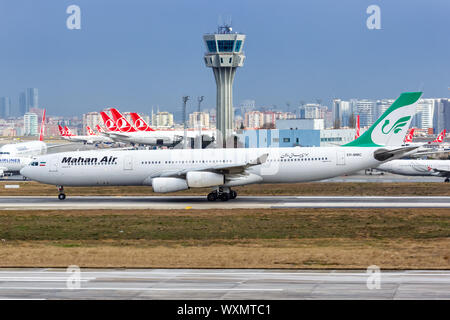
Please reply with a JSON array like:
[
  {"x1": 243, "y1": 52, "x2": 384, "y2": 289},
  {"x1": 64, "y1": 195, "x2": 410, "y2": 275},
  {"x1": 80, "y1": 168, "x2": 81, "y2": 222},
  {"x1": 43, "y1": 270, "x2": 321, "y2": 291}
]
[
  {"x1": 432, "y1": 129, "x2": 446, "y2": 143},
  {"x1": 58, "y1": 124, "x2": 65, "y2": 136},
  {"x1": 130, "y1": 112, "x2": 155, "y2": 132},
  {"x1": 404, "y1": 128, "x2": 415, "y2": 143},
  {"x1": 109, "y1": 108, "x2": 137, "y2": 133},
  {"x1": 96, "y1": 124, "x2": 105, "y2": 133},
  {"x1": 86, "y1": 126, "x2": 96, "y2": 136},
  {"x1": 354, "y1": 115, "x2": 360, "y2": 140},
  {"x1": 100, "y1": 111, "x2": 119, "y2": 132},
  {"x1": 39, "y1": 109, "x2": 46, "y2": 141},
  {"x1": 64, "y1": 126, "x2": 75, "y2": 136}
]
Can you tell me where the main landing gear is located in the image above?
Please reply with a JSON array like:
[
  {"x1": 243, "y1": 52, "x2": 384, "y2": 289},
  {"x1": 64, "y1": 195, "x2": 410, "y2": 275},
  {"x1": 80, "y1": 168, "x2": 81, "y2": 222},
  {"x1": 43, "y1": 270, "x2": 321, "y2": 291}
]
[
  {"x1": 445, "y1": 178, "x2": 449, "y2": 183},
  {"x1": 207, "y1": 187, "x2": 237, "y2": 202},
  {"x1": 57, "y1": 185, "x2": 66, "y2": 200}
]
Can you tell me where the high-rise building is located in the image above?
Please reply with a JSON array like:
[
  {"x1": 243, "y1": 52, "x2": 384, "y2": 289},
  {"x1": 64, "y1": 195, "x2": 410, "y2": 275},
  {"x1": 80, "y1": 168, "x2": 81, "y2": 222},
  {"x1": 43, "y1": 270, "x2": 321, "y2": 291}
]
[
  {"x1": 332, "y1": 99, "x2": 352, "y2": 128},
  {"x1": 27, "y1": 88, "x2": 39, "y2": 110},
  {"x1": 152, "y1": 111, "x2": 174, "y2": 128},
  {"x1": 415, "y1": 99, "x2": 434, "y2": 129},
  {"x1": 433, "y1": 98, "x2": 450, "y2": 134},
  {"x1": 19, "y1": 92, "x2": 27, "y2": 115},
  {"x1": 351, "y1": 99, "x2": 376, "y2": 127},
  {"x1": 189, "y1": 112, "x2": 210, "y2": 129},
  {"x1": 24, "y1": 112, "x2": 38, "y2": 136},
  {"x1": 0, "y1": 97, "x2": 11, "y2": 119},
  {"x1": 203, "y1": 24, "x2": 246, "y2": 146},
  {"x1": 299, "y1": 104, "x2": 321, "y2": 119},
  {"x1": 83, "y1": 112, "x2": 101, "y2": 134}
]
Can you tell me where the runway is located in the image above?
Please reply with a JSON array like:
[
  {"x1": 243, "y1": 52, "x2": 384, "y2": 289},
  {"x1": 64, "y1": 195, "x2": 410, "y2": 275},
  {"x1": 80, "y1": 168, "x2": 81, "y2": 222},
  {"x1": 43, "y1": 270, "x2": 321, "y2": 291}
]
[
  {"x1": 0, "y1": 269, "x2": 448, "y2": 299},
  {"x1": 0, "y1": 195, "x2": 449, "y2": 210}
]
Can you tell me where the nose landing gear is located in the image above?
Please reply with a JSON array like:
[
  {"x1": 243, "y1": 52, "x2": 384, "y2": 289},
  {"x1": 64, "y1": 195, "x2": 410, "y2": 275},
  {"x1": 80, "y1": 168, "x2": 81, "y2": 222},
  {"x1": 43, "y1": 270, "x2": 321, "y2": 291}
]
[
  {"x1": 57, "y1": 186, "x2": 66, "y2": 200},
  {"x1": 207, "y1": 187, "x2": 237, "y2": 202}
]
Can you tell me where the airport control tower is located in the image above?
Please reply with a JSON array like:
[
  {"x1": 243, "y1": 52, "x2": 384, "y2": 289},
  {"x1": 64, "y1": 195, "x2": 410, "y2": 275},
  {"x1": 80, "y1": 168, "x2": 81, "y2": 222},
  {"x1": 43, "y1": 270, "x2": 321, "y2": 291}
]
[{"x1": 203, "y1": 25, "x2": 246, "y2": 147}]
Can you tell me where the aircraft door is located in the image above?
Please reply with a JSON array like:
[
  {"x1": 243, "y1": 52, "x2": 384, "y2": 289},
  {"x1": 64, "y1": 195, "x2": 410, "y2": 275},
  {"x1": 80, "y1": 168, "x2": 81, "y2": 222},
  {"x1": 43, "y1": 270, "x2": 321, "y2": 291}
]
[
  {"x1": 123, "y1": 155, "x2": 133, "y2": 170},
  {"x1": 336, "y1": 151, "x2": 346, "y2": 166},
  {"x1": 49, "y1": 157, "x2": 59, "y2": 172}
]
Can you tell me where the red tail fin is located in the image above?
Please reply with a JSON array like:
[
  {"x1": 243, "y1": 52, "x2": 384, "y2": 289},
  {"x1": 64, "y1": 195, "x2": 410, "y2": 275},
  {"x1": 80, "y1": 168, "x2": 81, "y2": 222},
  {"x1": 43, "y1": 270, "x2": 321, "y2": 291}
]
[
  {"x1": 64, "y1": 126, "x2": 75, "y2": 136},
  {"x1": 58, "y1": 124, "x2": 65, "y2": 136},
  {"x1": 96, "y1": 124, "x2": 105, "y2": 133},
  {"x1": 110, "y1": 108, "x2": 136, "y2": 132},
  {"x1": 39, "y1": 109, "x2": 46, "y2": 141},
  {"x1": 130, "y1": 112, "x2": 155, "y2": 131},
  {"x1": 86, "y1": 126, "x2": 95, "y2": 136},
  {"x1": 100, "y1": 111, "x2": 118, "y2": 132},
  {"x1": 354, "y1": 115, "x2": 360, "y2": 140},
  {"x1": 404, "y1": 128, "x2": 415, "y2": 143},
  {"x1": 433, "y1": 129, "x2": 446, "y2": 143}
]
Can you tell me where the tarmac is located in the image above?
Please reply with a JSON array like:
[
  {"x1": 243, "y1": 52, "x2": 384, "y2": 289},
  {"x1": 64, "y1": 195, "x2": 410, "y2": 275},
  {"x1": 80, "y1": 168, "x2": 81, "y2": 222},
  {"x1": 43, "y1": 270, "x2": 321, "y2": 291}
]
[
  {"x1": 0, "y1": 269, "x2": 448, "y2": 299},
  {"x1": 0, "y1": 195, "x2": 449, "y2": 210}
]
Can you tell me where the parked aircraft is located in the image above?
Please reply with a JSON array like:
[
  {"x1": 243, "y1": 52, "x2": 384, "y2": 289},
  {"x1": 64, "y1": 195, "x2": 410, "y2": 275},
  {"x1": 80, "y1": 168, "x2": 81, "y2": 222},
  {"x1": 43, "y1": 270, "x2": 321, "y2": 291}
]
[
  {"x1": 377, "y1": 159, "x2": 450, "y2": 182},
  {"x1": 99, "y1": 110, "x2": 182, "y2": 147}
]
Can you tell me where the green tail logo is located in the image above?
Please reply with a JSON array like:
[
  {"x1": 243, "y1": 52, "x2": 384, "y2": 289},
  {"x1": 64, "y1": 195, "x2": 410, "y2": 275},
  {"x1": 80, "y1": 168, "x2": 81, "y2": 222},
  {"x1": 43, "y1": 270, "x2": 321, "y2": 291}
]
[{"x1": 381, "y1": 116, "x2": 411, "y2": 135}]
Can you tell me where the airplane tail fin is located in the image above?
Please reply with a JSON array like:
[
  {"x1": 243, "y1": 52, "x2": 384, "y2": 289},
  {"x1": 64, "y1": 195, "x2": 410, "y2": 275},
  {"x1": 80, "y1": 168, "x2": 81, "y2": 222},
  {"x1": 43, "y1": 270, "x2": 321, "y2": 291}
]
[
  {"x1": 354, "y1": 115, "x2": 360, "y2": 140},
  {"x1": 64, "y1": 126, "x2": 74, "y2": 136},
  {"x1": 100, "y1": 111, "x2": 118, "y2": 132},
  {"x1": 433, "y1": 129, "x2": 446, "y2": 143},
  {"x1": 130, "y1": 112, "x2": 155, "y2": 131},
  {"x1": 404, "y1": 128, "x2": 415, "y2": 143},
  {"x1": 58, "y1": 124, "x2": 65, "y2": 136},
  {"x1": 39, "y1": 109, "x2": 46, "y2": 141},
  {"x1": 343, "y1": 92, "x2": 421, "y2": 147},
  {"x1": 86, "y1": 126, "x2": 95, "y2": 136},
  {"x1": 96, "y1": 124, "x2": 105, "y2": 133},
  {"x1": 110, "y1": 108, "x2": 136, "y2": 132}
]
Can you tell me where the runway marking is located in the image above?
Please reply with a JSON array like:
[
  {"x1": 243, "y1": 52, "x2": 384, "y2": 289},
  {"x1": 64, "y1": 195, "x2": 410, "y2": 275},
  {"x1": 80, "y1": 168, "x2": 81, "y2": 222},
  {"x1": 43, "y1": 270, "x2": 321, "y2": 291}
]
[{"x1": 0, "y1": 287, "x2": 283, "y2": 292}]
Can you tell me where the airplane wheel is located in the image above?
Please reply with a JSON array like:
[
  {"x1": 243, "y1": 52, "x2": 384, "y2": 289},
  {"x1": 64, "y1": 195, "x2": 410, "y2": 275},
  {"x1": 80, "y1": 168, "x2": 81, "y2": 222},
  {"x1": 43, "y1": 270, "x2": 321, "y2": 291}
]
[
  {"x1": 58, "y1": 193, "x2": 66, "y2": 200},
  {"x1": 219, "y1": 193, "x2": 230, "y2": 201},
  {"x1": 445, "y1": 178, "x2": 449, "y2": 183},
  {"x1": 230, "y1": 190, "x2": 237, "y2": 199},
  {"x1": 207, "y1": 192, "x2": 217, "y2": 201}
]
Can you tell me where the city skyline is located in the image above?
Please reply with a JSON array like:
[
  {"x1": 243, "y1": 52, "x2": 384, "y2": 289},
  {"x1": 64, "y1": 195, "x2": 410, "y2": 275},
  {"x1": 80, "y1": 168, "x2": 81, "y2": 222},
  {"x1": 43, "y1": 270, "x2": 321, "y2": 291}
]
[{"x1": 0, "y1": 1, "x2": 449, "y2": 116}]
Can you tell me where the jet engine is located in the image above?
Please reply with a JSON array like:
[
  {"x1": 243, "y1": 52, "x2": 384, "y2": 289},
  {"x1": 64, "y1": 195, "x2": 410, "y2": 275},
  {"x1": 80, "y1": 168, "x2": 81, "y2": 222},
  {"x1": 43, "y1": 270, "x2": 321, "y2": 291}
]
[
  {"x1": 186, "y1": 171, "x2": 224, "y2": 188},
  {"x1": 152, "y1": 177, "x2": 188, "y2": 193}
]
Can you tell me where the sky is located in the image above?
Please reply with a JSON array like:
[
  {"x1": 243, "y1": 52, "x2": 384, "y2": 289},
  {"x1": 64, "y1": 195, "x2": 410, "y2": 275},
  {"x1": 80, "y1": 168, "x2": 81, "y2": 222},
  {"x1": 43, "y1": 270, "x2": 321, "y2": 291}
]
[{"x1": 0, "y1": 0, "x2": 449, "y2": 117}]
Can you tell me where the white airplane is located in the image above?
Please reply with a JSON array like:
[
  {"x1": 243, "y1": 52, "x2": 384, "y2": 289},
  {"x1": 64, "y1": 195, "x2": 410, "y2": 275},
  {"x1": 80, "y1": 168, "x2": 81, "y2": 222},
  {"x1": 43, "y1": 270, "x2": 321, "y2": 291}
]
[
  {"x1": 99, "y1": 110, "x2": 183, "y2": 147},
  {"x1": 21, "y1": 92, "x2": 422, "y2": 201},
  {"x1": 58, "y1": 124, "x2": 114, "y2": 145},
  {"x1": 129, "y1": 111, "x2": 216, "y2": 144},
  {"x1": 0, "y1": 110, "x2": 47, "y2": 176},
  {"x1": 404, "y1": 129, "x2": 449, "y2": 158},
  {"x1": 0, "y1": 110, "x2": 48, "y2": 157},
  {"x1": 376, "y1": 159, "x2": 450, "y2": 182}
]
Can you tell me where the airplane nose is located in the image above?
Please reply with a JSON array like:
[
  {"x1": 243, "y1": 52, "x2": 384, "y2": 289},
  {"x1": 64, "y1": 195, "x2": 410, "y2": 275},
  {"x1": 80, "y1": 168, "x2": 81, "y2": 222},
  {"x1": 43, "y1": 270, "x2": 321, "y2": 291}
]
[{"x1": 20, "y1": 167, "x2": 30, "y2": 178}]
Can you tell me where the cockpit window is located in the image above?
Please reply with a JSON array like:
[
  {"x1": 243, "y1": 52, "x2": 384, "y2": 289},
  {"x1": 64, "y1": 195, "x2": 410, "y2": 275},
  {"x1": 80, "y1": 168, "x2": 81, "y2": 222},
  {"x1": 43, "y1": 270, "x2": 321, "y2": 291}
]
[{"x1": 30, "y1": 161, "x2": 39, "y2": 166}]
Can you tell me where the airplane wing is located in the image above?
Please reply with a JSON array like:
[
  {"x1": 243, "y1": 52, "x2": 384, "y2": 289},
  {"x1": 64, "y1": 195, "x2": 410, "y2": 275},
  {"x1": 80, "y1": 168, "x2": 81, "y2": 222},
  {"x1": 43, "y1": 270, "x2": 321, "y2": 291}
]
[
  {"x1": 408, "y1": 149, "x2": 450, "y2": 158},
  {"x1": 46, "y1": 143, "x2": 76, "y2": 149},
  {"x1": 153, "y1": 153, "x2": 269, "y2": 178},
  {"x1": 428, "y1": 168, "x2": 450, "y2": 177},
  {"x1": 374, "y1": 146, "x2": 420, "y2": 161}
]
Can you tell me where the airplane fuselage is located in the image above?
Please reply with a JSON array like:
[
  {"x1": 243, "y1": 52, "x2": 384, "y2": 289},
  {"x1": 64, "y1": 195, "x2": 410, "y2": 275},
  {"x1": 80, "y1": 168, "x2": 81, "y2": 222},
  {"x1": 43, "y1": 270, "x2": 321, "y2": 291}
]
[
  {"x1": 377, "y1": 159, "x2": 450, "y2": 177},
  {"x1": 22, "y1": 146, "x2": 385, "y2": 187}
]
